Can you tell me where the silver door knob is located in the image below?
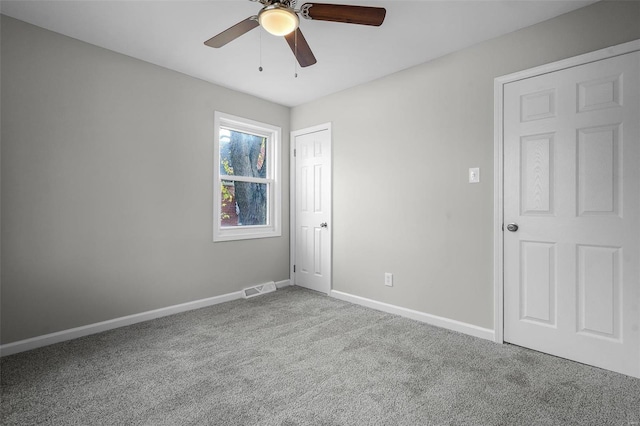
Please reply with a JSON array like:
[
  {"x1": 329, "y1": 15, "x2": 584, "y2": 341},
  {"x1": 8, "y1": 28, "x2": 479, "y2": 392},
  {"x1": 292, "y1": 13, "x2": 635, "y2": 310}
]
[
  {"x1": 506, "y1": 223, "x2": 519, "y2": 232},
  {"x1": 320, "y1": 222, "x2": 328, "y2": 228}
]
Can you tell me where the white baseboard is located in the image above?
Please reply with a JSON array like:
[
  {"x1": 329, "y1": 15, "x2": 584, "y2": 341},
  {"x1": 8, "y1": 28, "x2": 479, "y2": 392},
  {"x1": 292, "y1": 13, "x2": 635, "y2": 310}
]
[
  {"x1": 0, "y1": 284, "x2": 289, "y2": 357},
  {"x1": 1, "y1": 281, "x2": 488, "y2": 357},
  {"x1": 330, "y1": 290, "x2": 495, "y2": 341},
  {"x1": 275, "y1": 279, "x2": 291, "y2": 289},
  {"x1": 2, "y1": 280, "x2": 294, "y2": 357}
]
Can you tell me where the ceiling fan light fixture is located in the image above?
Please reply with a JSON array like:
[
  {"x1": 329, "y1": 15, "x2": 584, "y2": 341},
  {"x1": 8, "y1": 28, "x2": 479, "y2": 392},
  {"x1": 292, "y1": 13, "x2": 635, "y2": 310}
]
[{"x1": 258, "y1": 5, "x2": 299, "y2": 36}]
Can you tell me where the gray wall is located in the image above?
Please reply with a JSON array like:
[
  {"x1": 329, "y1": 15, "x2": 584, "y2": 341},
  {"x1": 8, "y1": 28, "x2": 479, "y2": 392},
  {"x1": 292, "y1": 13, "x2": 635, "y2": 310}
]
[
  {"x1": 1, "y1": 15, "x2": 291, "y2": 344},
  {"x1": 291, "y1": 0, "x2": 640, "y2": 330},
  {"x1": 2, "y1": 1, "x2": 639, "y2": 345}
]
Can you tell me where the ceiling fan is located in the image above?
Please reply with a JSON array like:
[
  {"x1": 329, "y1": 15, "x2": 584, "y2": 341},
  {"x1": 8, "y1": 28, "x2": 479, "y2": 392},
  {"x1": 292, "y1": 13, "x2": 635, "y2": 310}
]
[{"x1": 204, "y1": 0, "x2": 386, "y2": 68}]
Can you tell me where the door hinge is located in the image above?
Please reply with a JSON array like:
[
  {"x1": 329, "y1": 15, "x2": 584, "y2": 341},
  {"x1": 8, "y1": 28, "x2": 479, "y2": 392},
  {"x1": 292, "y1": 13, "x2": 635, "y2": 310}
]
[
  {"x1": 293, "y1": 265, "x2": 296, "y2": 273},
  {"x1": 294, "y1": 149, "x2": 296, "y2": 157}
]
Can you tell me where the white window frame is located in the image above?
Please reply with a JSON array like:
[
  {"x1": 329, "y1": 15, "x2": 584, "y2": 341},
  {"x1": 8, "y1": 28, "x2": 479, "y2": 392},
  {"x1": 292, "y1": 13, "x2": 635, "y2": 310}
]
[{"x1": 213, "y1": 111, "x2": 281, "y2": 242}]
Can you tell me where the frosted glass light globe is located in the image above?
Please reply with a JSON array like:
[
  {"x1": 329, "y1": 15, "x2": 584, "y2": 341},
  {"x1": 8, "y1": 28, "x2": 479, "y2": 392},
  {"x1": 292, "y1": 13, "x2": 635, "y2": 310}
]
[{"x1": 259, "y1": 7, "x2": 299, "y2": 36}]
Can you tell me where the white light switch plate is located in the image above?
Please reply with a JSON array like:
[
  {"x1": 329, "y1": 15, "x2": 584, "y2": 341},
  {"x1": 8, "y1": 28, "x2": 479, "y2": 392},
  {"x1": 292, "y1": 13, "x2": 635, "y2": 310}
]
[{"x1": 469, "y1": 167, "x2": 480, "y2": 183}]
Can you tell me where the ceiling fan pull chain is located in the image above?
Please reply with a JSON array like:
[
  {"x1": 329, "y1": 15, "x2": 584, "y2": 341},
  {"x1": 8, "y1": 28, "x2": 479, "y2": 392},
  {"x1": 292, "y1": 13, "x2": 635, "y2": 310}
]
[
  {"x1": 258, "y1": 26, "x2": 263, "y2": 72},
  {"x1": 294, "y1": 29, "x2": 298, "y2": 78}
]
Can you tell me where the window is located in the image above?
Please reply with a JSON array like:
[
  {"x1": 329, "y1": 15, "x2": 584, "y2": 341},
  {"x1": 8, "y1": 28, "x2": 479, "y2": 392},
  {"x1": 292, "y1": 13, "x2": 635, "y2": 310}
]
[{"x1": 213, "y1": 112, "x2": 281, "y2": 242}]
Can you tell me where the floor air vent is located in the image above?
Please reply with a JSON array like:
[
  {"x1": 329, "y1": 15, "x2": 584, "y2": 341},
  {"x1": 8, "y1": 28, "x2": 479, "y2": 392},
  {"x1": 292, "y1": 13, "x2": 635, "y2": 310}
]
[{"x1": 242, "y1": 281, "x2": 277, "y2": 299}]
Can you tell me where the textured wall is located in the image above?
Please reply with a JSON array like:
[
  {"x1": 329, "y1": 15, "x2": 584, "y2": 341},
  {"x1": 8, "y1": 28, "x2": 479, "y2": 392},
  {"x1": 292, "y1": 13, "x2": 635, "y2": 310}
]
[
  {"x1": 290, "y1": 1, "x2": 640, "y2": 330},
  {"x1": 1, "y1": 16, "x2": 291, "y2": 343}
]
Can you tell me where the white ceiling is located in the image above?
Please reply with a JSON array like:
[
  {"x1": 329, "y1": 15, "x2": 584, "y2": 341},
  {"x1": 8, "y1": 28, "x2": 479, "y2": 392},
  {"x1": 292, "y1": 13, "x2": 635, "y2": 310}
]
[{"x1": 1, "y1": 0, "x2": 597, "y2": 107}]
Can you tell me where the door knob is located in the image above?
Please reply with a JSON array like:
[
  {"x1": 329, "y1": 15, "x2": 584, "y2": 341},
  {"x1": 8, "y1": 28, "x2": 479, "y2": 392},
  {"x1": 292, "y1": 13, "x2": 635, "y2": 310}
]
[
  {"x1": 506, "y1": 223, "x2": 519, "y2": 232},
  {"x1": 320, "y1": 222, "x2": 328, "y2": 228}
]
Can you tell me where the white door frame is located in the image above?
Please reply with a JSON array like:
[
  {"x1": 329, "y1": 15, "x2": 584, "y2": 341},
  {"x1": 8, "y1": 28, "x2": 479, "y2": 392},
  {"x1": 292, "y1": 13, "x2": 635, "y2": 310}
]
[
  {"x1": 493, "y1": 39, "x2": 640, "y2": 345},
  {"x1": 290, "y1": 123, "x2": 332, "y2": 291}
]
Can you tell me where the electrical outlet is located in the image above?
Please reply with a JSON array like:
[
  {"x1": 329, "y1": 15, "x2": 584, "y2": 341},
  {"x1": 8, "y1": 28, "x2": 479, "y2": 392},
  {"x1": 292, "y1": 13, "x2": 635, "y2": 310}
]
[{"x1": 384, "y1": 272, "x2": 393, "y2": 287}]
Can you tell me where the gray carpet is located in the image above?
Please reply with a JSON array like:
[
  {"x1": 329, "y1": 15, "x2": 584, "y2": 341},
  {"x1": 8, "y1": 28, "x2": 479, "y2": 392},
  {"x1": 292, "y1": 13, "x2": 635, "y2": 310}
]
[{"x1": 1, "y1": 286, "x2": 639, "y2": 425}]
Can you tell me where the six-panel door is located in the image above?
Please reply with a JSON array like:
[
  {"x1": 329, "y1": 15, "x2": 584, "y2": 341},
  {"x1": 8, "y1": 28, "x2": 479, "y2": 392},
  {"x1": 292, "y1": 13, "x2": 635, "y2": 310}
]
[
  {"x1": 503, "y1": 52, "x2": 640, "y2": 377},
  {"x1": 294, "y1": 128, "x2": 332, "y2": 294}
]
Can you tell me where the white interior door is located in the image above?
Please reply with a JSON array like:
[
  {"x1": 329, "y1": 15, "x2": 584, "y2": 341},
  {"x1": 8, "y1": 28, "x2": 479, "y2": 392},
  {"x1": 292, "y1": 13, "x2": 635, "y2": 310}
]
[
  {"x1": 503, "y1": 51, "x2": 640, "y2": 377},
  {"x1": 292, "y1": 125, "x2": 331, "y2": 294}
]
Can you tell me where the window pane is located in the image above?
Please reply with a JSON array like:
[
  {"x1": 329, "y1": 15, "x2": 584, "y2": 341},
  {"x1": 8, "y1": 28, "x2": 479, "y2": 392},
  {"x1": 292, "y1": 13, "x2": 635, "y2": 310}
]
[
  {"x1": 220, "y1": 180, "x2": 268, "y2": 227},
  {"x1": 220, "y1": 180, "x2": 238, "y2": 227},
  {"x1": 220, "y1": 128, "x2": 267, "y2": 178},
  {"x1": 214, "y1": 111, "x2": 281, "y2": 242}
]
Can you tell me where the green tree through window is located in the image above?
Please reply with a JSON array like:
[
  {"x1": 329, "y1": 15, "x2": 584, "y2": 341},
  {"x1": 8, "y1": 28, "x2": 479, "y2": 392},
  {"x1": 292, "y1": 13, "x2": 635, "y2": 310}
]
[
  {"x1": 213, "y1": 111, "x2": 281, "y2": 242},
  {"x1": 222, "y1": 131, "x2": 267, "y2": 226}
]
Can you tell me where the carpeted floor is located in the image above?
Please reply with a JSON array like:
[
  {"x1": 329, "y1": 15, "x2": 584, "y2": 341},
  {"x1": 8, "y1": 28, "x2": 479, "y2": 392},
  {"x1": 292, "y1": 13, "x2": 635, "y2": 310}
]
[{"x1": 1, "y1": 286, "x2": 639, "y2": 425}]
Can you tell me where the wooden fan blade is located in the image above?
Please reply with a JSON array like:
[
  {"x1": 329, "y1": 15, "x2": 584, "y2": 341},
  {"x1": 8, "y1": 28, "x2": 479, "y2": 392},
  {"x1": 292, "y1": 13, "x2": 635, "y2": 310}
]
[
  {"x1": 204, "y1": 17, "x2": 259, "y2": 48},
  {"x1": 284, "y1": 28, "x2": 317, "y2": 68},
  {"x1": 300, "y1": 3, "x2": 386, "y2": 26}
]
